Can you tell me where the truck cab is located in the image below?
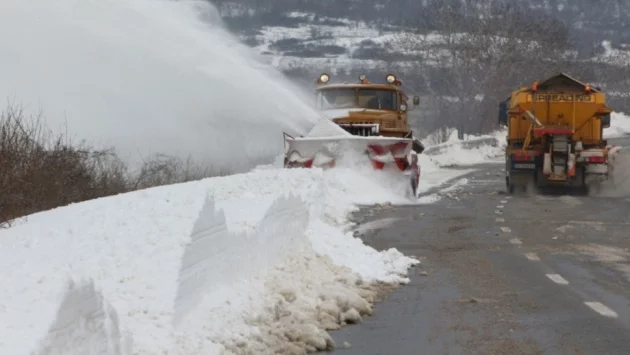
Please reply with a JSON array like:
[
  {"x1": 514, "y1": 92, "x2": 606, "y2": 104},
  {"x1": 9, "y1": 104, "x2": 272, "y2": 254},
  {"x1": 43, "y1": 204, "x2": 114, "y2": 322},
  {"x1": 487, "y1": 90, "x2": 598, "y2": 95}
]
[{"x1": 314, "y1": 73, "x2": 421, "y2": 139}]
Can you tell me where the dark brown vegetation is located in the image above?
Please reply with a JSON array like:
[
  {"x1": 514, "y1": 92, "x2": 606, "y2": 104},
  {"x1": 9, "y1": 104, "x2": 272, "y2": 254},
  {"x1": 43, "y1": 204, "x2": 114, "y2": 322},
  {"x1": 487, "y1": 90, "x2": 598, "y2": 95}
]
[{"x1": 0, "y1": 104, "x2": 231, "y2": 227}]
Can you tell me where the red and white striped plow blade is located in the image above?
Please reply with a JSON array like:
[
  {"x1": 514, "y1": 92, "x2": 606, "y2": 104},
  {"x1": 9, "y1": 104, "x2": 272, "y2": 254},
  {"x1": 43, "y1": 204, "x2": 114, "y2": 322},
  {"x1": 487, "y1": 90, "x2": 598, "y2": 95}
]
[
  {"x1": 366, "y1": 141, "x2": 413, "y2": 170},
  {"x1": 284, "y1": 135, "x2": 413, "y2": 170}
]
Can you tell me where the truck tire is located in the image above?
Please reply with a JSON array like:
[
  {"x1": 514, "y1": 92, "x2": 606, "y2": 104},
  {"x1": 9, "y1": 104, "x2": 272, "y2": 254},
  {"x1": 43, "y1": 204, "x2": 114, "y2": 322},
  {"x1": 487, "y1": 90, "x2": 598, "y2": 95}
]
[
  {"x1": 506, "y1": 176, "x2": 515, "y2": 194},
  {"x1": 574, "y1": 166, "x2": 590, "y2": 195},
  {"x1": 505, "y1": 156, "x2": 512, "y2": 194},
  {"x1": 410, "y1": 173, "x2": 418, "y2": 197},
  {"x1": 412, "y1": 139, "x2": 425, "y2": 154}
]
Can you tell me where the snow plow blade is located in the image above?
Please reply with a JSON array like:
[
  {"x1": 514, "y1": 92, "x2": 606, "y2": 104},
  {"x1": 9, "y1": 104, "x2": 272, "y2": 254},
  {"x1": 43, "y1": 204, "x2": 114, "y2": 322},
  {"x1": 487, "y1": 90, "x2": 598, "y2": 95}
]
[
  {"x1": 283, "y1": 132, "x2": 421, "y2": 197},
  {"x1": 283, "y1": 133, "x2": 411, "y2": 168}
]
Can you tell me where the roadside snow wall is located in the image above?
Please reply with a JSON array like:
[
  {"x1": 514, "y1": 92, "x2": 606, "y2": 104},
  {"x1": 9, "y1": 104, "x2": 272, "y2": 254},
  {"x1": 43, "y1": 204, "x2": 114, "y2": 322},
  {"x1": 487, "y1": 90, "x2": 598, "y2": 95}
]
[
  {"x1": 173, "y1": 194, "x2": 309, "y2": 325},
  {"x1": 1, "y1": 167, "x2": 419, "y2": 355},
  {"x1": 34, "y1": 280, "x2": 132, "y2": 355}
]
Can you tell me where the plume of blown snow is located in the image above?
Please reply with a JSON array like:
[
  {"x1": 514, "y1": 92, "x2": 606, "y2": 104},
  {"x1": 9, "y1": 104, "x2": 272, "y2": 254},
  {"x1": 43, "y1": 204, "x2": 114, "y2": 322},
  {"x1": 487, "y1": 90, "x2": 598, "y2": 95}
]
[{"x1": 0, "y1": 0, "x2": 319, "y2": 173}]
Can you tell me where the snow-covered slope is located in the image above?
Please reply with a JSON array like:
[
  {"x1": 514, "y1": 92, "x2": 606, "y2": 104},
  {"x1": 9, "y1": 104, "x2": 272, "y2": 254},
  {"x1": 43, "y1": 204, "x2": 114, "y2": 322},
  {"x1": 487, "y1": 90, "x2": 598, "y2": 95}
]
[
  {"x1": 0, "y1": 151, "x2": 481, "y2": 355},
  {"x1": 251, "y1": 12, "x2": 406, "y2": 72}
]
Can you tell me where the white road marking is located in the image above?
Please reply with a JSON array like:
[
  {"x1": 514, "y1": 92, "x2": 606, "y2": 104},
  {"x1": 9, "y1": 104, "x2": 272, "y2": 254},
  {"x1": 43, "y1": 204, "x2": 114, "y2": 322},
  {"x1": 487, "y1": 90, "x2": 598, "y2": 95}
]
[
  {"x1": 497, "y1": 205, "x2": 505, "y2": 208},
  {"x1": 505, "y1": 196, "x2": 512, "y2": 199},
  {"x1": 496, "y1": 218, "x2": 505, "y2": 223},
  {"x1": 547, "y1": 220, "x2": 630, "y2": 226},
  {"x1": 500, "y1": 200, "x2": 508, "y2": 204},
  {"x1": 495, "y1": 210, "x2": 502, "y2": 215},
  {"x1": 524, "y1": 253, "x2": 540, "y2": 261},
  {"x1": 546, "y1": 274, "x2": 569, "y2": 285},
  {"x1": 584, "y1": 302, "x2": 618, "y2": 318},
  {"x1": 509, "y1": 238, "x2": 522, "y2": 245},
  {"x1": 569, "y1": 221, "x2": 604, "y2": 225},
  {"x1": 500, "y1": 226, "x2": 512, "y2": 233}
]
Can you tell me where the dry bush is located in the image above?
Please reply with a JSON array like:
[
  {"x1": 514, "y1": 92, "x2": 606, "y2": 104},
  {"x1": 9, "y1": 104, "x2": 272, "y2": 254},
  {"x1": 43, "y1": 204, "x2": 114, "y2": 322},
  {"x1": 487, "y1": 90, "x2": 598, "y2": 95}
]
[
  {"x1": 131, "y1": 154, "x2": 233, "y2": 190},
  {"x1": 0, "y1": 104, "x2": 232, "y2": 227}
]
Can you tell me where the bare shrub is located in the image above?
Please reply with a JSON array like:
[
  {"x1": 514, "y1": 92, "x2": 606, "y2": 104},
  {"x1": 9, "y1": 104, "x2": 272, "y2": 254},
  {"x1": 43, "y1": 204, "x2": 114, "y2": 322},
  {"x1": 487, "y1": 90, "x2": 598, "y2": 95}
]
[
  {"x1": 0, "y1": 103, "x2": 232, "y2": 227},
  {"x1": 131, "y1": 153, "x2": 233, "y2": 190}
]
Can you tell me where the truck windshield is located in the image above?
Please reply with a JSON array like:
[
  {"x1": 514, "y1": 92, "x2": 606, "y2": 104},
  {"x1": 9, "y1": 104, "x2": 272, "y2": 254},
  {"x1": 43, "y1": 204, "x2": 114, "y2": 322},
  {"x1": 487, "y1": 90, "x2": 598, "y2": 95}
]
[{"x1": 316, "y1": 88, "x2": 397, "y2": 110}]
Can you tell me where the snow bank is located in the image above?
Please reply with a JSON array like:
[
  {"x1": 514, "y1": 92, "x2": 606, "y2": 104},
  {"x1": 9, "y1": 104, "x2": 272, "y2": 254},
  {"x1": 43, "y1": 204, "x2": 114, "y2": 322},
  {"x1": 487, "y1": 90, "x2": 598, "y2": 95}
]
[
  {"x1": 0, "y1": 166, "x2": 429, "y2": 355},
  {"x1": 0, "y1": 114, "x2": 494, "y2": 354},
  {"x1": 430, "y1": 141, "x2": 503, "y2": 167},
  {"x1": 35, "y1": 280, "x2": 131, "y2": 355},
  {"x1": 421, "y1": 127, "x2": 506, "y2": 168},
  {"x1": 605, "y1": 112, "x2": 630, "y2": 138}
]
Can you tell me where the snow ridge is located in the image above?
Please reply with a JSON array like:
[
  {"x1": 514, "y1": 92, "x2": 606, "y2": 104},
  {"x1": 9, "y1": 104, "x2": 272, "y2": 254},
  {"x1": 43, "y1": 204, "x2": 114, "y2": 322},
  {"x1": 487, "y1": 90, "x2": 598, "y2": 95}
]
[
  {"x1": 173, "y1": 196, "x2": 233, "y2": 326},
  {"x1": 173, "y1": 194, "x2": 310, "y2": 327},
  {"x1": 34, "y1": 279, "x2": 132, "y2": 355}
]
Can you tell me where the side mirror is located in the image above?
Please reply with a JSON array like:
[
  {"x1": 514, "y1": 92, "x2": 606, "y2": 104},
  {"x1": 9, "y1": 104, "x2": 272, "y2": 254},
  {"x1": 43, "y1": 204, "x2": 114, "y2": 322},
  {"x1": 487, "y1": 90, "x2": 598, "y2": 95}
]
[
  {"x1": 601, "y1": 114, "x2": 611, "y2": 128},
  {"x1": 498, "y1": 101, "x2": 508, "y2": 126},
  {"x1": 413, "y1": 96, "x2": 420, "y2": 106}
]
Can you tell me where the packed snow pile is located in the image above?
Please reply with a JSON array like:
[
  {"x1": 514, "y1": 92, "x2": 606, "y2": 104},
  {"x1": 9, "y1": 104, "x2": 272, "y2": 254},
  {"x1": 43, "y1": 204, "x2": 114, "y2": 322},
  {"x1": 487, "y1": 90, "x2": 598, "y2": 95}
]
[
  {"x1": 605, "y1": 112, "x2": 630, "y2": 138},
  {"x1": 422, "y1": 127, "x2": 506, "y2": 167},
  {"x1": 0, "y1": 160, "x2": 480, "y2": 355}
]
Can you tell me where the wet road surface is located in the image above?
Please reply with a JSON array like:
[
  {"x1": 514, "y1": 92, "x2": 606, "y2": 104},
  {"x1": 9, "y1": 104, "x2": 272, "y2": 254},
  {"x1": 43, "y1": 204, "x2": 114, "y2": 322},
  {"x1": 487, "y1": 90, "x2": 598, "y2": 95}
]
[{"x1": 326, "y1": 137, "x2": 630, "y2": 355}]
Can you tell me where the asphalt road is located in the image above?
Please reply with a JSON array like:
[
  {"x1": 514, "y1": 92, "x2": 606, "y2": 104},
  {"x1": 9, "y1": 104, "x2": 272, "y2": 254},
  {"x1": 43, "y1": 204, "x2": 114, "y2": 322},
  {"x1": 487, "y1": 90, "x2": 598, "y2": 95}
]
[{"x1": 326, "y1": 137, "x2": 630, "y2": 355}]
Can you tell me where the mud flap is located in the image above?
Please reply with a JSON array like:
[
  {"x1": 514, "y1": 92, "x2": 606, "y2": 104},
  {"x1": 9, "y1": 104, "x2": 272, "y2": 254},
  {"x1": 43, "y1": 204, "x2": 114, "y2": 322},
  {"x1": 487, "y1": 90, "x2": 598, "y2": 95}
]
[
  {"x1": 409, "y1": 171, "x2": 419, "y2": 198},
  {"x1": 407, "y1": 153, "x2": 420, "y2": 199}
]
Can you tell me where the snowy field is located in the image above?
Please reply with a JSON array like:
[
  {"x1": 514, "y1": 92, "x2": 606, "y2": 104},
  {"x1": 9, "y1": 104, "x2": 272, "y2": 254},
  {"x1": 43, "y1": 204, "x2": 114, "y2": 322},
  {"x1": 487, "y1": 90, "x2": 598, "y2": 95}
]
[
  {"x1": 244, "y1": 12, "x2": 429, "y2": 73},
  {"x1": 224, "y1": 10, "x2": 630, "y2": 76}
]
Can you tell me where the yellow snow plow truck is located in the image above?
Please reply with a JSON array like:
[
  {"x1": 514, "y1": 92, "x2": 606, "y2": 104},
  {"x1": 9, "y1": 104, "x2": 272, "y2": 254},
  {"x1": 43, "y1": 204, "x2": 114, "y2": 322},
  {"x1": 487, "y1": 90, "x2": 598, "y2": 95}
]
[
  {"x1": 499, "y1": 72, "x2": 620, "y2": 194},
  {"x1": 283, "y1": 73, "x2": 425, "y2": 196}
]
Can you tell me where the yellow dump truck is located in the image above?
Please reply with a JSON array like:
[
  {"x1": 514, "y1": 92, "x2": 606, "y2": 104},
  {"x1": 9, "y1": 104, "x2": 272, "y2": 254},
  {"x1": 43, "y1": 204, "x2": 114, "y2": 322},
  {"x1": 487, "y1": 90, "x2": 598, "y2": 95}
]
[{"x1": 498, "y1": 73, "x2": 614, "y2": 193}]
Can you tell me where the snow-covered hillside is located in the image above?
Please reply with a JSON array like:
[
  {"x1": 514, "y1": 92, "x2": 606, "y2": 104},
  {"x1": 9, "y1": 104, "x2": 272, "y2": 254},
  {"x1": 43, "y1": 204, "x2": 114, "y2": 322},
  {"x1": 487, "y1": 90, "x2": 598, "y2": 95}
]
[
  {"x1": 250, "y1": 12, "x2": 406, "y2": 73},
  {"x1": 217, "y1": 3, "x2": 630, "y2": 137},
  {"x1": 221, "y1": 9, "x2": 630, "y2": 75}
]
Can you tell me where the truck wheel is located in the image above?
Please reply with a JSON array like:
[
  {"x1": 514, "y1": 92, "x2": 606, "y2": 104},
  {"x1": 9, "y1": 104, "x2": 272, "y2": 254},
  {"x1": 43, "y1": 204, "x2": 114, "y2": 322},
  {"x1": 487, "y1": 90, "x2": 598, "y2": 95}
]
[
  {"x1": 525, "y1": 173, "x2": 537, "y2": 194},
  {"x1": 412, "y1": 139, "x2": 425, "y2": 154},
  {"x1": 575, "y1": 167, "x2": 590, "y2": 195},
  {"x1": 506, "y1": 177, "x2": 515, "y2": 194},
  {"x1": 410, "y1": 175, "x2": 418, "y2": 197}
]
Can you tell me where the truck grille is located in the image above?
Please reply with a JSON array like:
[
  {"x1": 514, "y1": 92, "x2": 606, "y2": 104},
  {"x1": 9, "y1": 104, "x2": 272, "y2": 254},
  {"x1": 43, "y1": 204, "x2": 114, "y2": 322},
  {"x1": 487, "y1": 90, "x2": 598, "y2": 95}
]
[{"x1": 337, "y1": 123, "x2": 380, "y2": 137}]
